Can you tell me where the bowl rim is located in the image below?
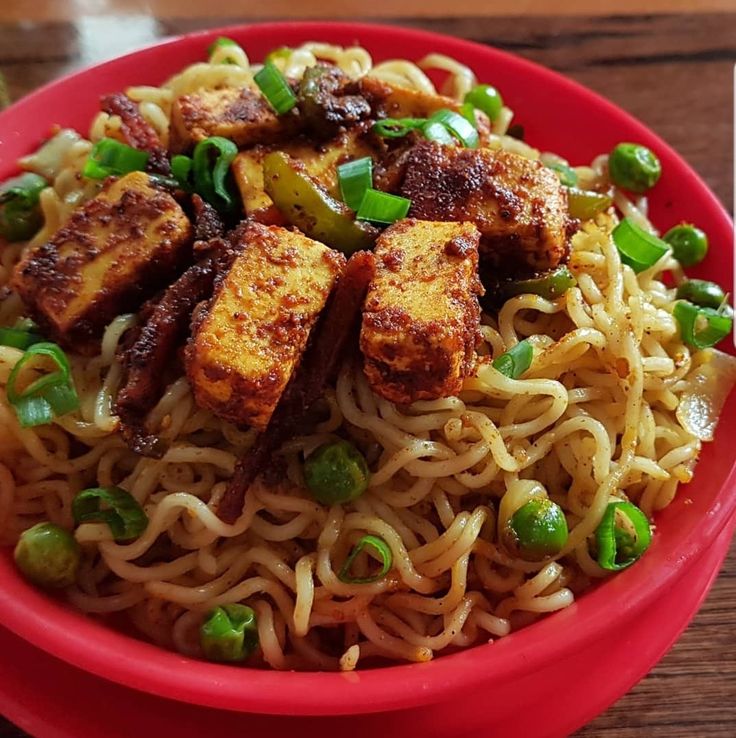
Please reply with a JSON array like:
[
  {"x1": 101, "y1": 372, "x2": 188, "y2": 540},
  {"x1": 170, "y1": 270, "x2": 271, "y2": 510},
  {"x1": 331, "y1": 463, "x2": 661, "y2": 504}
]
[{"x1": 0, "y1": 19, "x2": 734, "y2": 717}]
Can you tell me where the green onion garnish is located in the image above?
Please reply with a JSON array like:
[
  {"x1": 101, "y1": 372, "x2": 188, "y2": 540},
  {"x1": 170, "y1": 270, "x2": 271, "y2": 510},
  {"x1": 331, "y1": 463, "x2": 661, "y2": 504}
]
[
  {"x1": 548, "y1": 162, "x2": 578, "y2": 188},
  {"x1": 459, "y1": 102, "x2": 477, "y2": 128},
  {"x1": 338, "y1": 534, "x2": 393, "y2": 584},
  {"x1": 337, "y1": 157, "x2": 373, "y2": 212},
  {"x1": 191, "y1": 136, "x2": 238, "y2": 214},
  {"x1": 612, "y1": 217, "x2": 669, "y2": 273},
  {"x1": 6, "y1": 342, "x2": 80, "y2": 428},
  {"x1": 595, "y1": 501, "x2": 652, "y2": 571},
  {"x1": 492, "y1": 339, "x2": 533, "y2": 379},
  {"x1": 421, "y1": 119, "x2": 456, "y2": 146},
  {"x1": 254, "y1": 62, "x2": 297, "y2": 115},
  {"x1": 171, "y1": 154, "x2": 193, "y2": 190},
  {"x1": 372, "y1": 117, "x2": 426, "y2": 138},
  {"x1": 207, "y1": 36, "x2": 242, "y2": 64},
  {"x1": 566, "y1": 187, "x2": 612, "y2": 220},
  {"x1": 83, "y1": 138, "x2": 150, "y2": 180},
  {"x1": 0, "y1": 318, "x2": 43, "y2": 350},
  {"x1": 264, "y1": 46, "x2": 293, "y2": 65},
  {"x1": 0, "y1": 172, "x2": 47, "y2": 242},
  {"x1": 673, "y1": 300, "x2": 733, "y2": 349},
  {"x1": 356, "y1": 189, "x2": 411, "y2": 225},
  {"x1": 72, "y1": 486, "x2": 148, "y2": 541},
  {"x1": 427, "y1": 109, "x2": 479, "y2": 148},
  {"x1": 200, "y1": 604, "x2": 259, "y2": 662}
]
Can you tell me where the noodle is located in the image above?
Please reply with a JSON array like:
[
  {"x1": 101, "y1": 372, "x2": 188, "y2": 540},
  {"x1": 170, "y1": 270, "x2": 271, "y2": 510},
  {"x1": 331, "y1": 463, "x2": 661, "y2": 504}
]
[{"x1": 0, "y1": 40, "x2": 724, "y2": 672}]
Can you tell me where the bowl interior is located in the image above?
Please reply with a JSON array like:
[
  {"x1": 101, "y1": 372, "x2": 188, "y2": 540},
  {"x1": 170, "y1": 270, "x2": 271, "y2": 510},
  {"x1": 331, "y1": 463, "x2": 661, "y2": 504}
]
[{"x1": 0, "y1": 21, "x2": 733, "y2": 717}]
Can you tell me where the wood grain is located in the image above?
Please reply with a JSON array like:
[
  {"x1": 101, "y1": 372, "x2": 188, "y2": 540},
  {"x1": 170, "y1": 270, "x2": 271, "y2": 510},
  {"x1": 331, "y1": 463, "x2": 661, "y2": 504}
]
[{"x1": 0, "y1": 11, "x2": 734, "y2": 738}]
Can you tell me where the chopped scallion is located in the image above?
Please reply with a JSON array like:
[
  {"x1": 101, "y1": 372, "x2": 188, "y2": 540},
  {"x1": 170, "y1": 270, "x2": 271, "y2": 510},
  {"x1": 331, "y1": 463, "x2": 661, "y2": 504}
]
[
  {"x1": 595, "y1": 501, "x2": 651, "y2": 571},
  {"x1": 72, "y1": 486, "x2": 148, "y2": 541},
  {"x1": 0, "y1": 319, "x2": 43, "y2": 350},
  {"x1": 337, "y1": 157, "x2": 373, "y2": 212},
  {"x1": 492, "y1": 339, "x2": 533, "y2": 379},
  {"x1": 338, "y1": 534, "x2": 393, "y2": 584},
  {"x1": 421, "y1": 119, "x2": 456, "y2": 146},
  {"x1": 0, "y1": 172, "x2": 47, "y2": 242},
  {"x1": 83, "y1": 138, "x2": 149, "y2": 180},
  {"x1": 372, "y1": 117, "x2": 426, "y2": 138},
  {"x1": 191, "y1": 136, "x2": 238, "y2": 213},
  {"x1": 612, "y1": 217, "x2": 669, "y2": 273},
  {"x1": 673, "y1": 300, "x2": 733, "y2": 349},
  {"x1": 356, "y1": 189, "x2": 411, "y2": 225},
  {"x1": 427, "y1": 109, "x2": 479, "y2": 148},
  {"x1": 254, "y1": 62, "x2": 297, "y2": 115}
]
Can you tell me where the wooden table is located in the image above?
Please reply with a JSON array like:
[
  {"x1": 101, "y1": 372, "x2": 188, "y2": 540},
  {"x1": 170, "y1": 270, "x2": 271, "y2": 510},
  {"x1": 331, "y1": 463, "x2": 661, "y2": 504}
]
[{"x1": 1, "y1": 5, "x2": 734, "y2": 737}]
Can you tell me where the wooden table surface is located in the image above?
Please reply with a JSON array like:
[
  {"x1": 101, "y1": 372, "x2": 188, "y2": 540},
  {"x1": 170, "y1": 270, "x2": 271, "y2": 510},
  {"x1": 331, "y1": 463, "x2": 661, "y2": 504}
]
[{"x1": 1, "y1": 5, "x2": 735, "y2": 737}]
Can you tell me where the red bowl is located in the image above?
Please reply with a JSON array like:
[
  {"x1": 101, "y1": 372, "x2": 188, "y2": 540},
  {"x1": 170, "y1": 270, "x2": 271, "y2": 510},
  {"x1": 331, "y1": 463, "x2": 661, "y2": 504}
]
[{"x1": 0, "y1": 22, "x2": 734, "y2": 737}]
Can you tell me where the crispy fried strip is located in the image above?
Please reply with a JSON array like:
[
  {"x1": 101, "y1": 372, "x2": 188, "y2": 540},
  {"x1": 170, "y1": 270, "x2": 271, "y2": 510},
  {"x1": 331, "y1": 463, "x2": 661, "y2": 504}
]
[
  {"x1": 101, "y1": 92, "x2": 171, "y2": 175},
  {"x1": 217, "y1": 251, "x2": 376, "y2": 523}
]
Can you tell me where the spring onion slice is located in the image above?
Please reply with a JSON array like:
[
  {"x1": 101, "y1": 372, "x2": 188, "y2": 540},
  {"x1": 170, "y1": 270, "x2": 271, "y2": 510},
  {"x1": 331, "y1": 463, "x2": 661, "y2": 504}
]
[
  {"x1": 372, "y1": 117, "x2": 426, "y2": 138},
  {"x1": 171, "y1": 154, "x2": 193, "y2": 190},
  {"x1": 356, "y1": 189, "x2": 411, "y2": 225},
  {"x1": 72, "y1": 486, "x2": 148, "y2": 541},
  {"x1": 201, "y1": 604, "x2": 258, "y2": 662},
  {"x1": 191, "y1": 137, "x2": 238, "y2": 213},
  {"x1": 337, "y1": 157, "x2": 373, "y2": 211},
  {"x1": 338, "y1": 534, "x2": 393, "y2": 584},
  {"x1": 673, "y1": 300, "x2": 733, "y2": 349},
  {"x1": 612, "y1": 217, "x2": 669, "y2": 273},
  {"x1": 254, "y1": 62, "x2": 297, "y2": 115},
  {"x1": 208, "y1": 36, "x2": 240, "y2": 57},
  {"x1": 428, "y1": 109, "x2": 479, "y2": 148},
  {"x1": 492, "y1": 339, "x2": 533, "y2": 379},
  {"x1": 264, "y1": 46, "x2": 293, "y2": 65},
  {"x1": 421, "y1": 119, "x2": 456, "y2": 146},
  {"x1": 548, "y1": 162, "x2": 578, "y2": 188},
  {"x1": 459, "y1": 102, "x2": 478, "y2": 127},
  {"x1": 0, "y1": 172, "x2": 47, "y2": 242},
  {"x1": 595, "y1": 501, "x2": 652, "y2": 571},
  {"x1": 0, "y1": 321, "x2": 43, "y2": 350},
  {"x1": 6, "y1": 342, "x2": 79, "y2": 428},
  {"x1": 566, "y1": 187, "x2": 612, "y2": 220},
  {"x1": 83, "y1": 138, "x2": 150, "y2": 180}
]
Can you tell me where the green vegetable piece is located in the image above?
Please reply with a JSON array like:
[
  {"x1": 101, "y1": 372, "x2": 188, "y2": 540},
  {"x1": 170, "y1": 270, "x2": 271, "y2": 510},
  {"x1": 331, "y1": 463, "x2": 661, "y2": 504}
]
[
  {"x1": 372, "y1": 117, "x2": 426, "y2": 138},
  {"x1": 548, "y1": 162, "x2": 578, "y2": 188},
  {"x1": 337, "y1": 156, "x2": 373, "y2": 211},
  {"x1": 595, "y1": 500, "x2": 652, "y2": 571},
  {"x1": 608, "y1": 142, "x2": 661, "y2": 193},
  {"x1": 421, "y1": 119, "x2": 456, "y2": 146},
  {"x1": 662, "y1": 223, "x2": 708, "y2": 267},
  {"x1": 356, "y1": 189, "x2": 411, "y2": 225},
  {"x1": 612, "y1": 218, "x2": 669, "y2": 273},
  {"x1": 72, "y1": 486, "x2": 148, "y2": 541},
  {"x1": 263, "y1": 151, "x2": 376, "y2": 254},
  {"x1": 427, "y1": 109, "x2": 479, "y2": 148},
  {"x1": 338, "y1": 534, "x2": 393, "y2": 584},
  {"x1": 492, "y1": 339, "x2": 534, "y2": 380},
  {"x1": 459, "y1": 102, "x2": 477, "y2": 127},
  {"x1": 6, "y1": 342, "x2": 80, "y2": 428},
  {"x1": 304, "y1": 440, "x2": 370, "y2": 505},
  {"x1": 254, "y1": 62, "x2": 297, "y2": 115},
  {"x1": 191, "y1": 136, "x2": 238, "y2": 214},
  {"x1": 673, "y1": 300, "x2": 733, "y2": 349},
  {"x1": 502, "y1": 265, "x2": 576, "y2": 301},
  {"x1": 207, "y1": 36, "x2": 242, "y2": 64},
  {"x1": 506, "y1": 498, "x2": 568, "y2": 561},
  {"x1": 264, "y1": 46, "x2": 293, "y2": 65},
  {"x1": 0, "y1": 172, "x2": 46, "y2": 242},
  {"x1": 675, "y1": 279, "x2": 726, "y2": 310},
  {"x1": 83, "y1": 138, "x2": 149, "y2": 180},
  {"x1": 566, "y1": 187, "x2": 612, "y2": 220},
  {"x1": 464, "y1": 84, "x2": 504, "y2": 122},
  {"x1": 0, "y1": 317, "x2": 44, "y2": 350},
  {"x1": 200, "y1": 604, "x2": 258, "y2": 662},
  {"x1": 14, "y1": 522, "x2": 80, "y2": 588}
]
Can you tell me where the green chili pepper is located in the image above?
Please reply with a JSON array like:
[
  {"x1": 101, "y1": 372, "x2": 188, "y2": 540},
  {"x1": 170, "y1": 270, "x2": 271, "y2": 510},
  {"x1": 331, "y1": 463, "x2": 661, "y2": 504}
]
[
  {"x1": 675, "y1": 279, "x2": 726, "y2": 310},
  {"x1": 504, "y1": 498, "x2": 569, "y2": 561},
  {"x1": 200, "y1": 604, "x2": 259, "y2": 662},
  {"x1": 0, "y1": 172, "x2": 46, "y2": 242},
  {"x1": 502, "y1": 265, "x2": 577, "y2": 301},
  {"x1": 72, "y1": 486, "x2": 148, "y2": 541},
  {"x1": 304, "y1": 440, "x2": 370, "y2": 505},
  {"x1": 595, "y1": 500, "x2": 652, "y2": 571},
  {"x1": 566, "y1": 187, "x2": 613, "y2": 220},
  {"x1": 608, "y1": 143, "x2": 661, "y2": 193},
  {"x1": 262, "y1": 151, "x2": 377, "y2": 254},
  {"x1": 14, "y1": 522, "x2": 80, "y2": 588},
  {"x1": 662, "y1": 223, "x2": 708, "y2": 267}
]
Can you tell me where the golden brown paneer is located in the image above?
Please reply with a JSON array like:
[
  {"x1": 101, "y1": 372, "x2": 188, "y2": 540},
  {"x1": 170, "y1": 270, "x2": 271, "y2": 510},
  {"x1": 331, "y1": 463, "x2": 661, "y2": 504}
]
[
  {"x1": 186, "y1": 223, "x2": 346, "y2": 430},
  {"x1": 13, "y1": 172, "x2": 192, "y2": 354},
  {"x1": 397, "y1": 141, "x2": 570, "y2": 273},
  {"x1": 170, "y1": 86, "x2": 300, "y2": 152},
  {"x1": 360, "y1": 219, "x2": 483, "y2": 404},
  {"x1": 358, "y1": 77, "x2": 461, "y2": 120},
  {"x1": 232, "y1": 130, "x2": 376, "y2": 223}
]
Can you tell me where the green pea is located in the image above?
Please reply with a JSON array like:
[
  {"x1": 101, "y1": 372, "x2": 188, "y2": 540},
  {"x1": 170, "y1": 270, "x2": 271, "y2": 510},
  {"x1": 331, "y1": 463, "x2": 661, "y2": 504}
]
[
  {"x1": 663, "y1": 224, "x2": 708, "y2": 267},
  {"x1": 200, "y1": 604, "x2": 258, "y2": 662},
  {"x1": 304, "y1": 440, "x2": 370, "y2": 505},
  {"x1": 464, "y1": 84, "x2": 504, "y2": 122},
  {"x1": 14, "y1": 522, "x2": 80, "y2": 588},
  {"x1": 675, "y1": 279, "x2": 725, "y2": 309},
  {"x1": 608, "y1": 143, "x2": 662, "y2": 193},
  {"x1": 505, "y1": 498, "x2": 568, "y2": 561}
]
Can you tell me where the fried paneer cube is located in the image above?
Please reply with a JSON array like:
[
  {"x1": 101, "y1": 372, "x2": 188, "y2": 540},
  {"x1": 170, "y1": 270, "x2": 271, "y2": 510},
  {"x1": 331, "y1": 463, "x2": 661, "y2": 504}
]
[
  {"x1": 231, "y1": 130, "x2": 376, "y2": 224},
  {"x1": 360, "y1": 219, "x2": 483, "y2": 404},
  {"x1": 13, "y1": 171, "x2": 192, "y2": 354},
  {"x1": 358, "y1": 77, "x2": 461, "y2": 120},
  {"x1": 186, "y1": 223, "x2": 346, "y2": 430},
  {"x1": 397, "y1": 141, "x2": 570, "y2": 273},
  {"x1": 170, "y1": 86, "x2": 300, "y2": 152}
]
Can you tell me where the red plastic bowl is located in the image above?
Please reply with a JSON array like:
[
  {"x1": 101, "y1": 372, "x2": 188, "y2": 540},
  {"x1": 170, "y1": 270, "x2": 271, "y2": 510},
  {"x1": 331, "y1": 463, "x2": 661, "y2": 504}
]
[{"x1": 0, "y1": 22, "x2": 734, "y2": 737}]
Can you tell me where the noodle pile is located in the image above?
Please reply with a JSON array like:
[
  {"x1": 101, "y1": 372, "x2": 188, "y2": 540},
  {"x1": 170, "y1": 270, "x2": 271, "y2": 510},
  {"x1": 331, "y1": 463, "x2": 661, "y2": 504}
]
[{"x1": 0, "y1": 42, "x2": 720, "y2": 671}]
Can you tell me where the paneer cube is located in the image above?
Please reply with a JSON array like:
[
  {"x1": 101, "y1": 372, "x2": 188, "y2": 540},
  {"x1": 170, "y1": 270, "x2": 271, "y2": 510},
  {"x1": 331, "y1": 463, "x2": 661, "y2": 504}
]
[
  {"x1": 13, "y1": 171, "x2": 192, "y2": 354},
  {"x1": 397, "y1": 141, "x2": 570, "y2": 274},
  {"x1": 170, "y1": 86, "x2": 300, "y2": 152},
  {"x1": 360, "y1": 219, "x2": 483, "y2": 404},
  {"x1": 358, "y1": 77, "x2": 461, "y2": 119},
  {"x1": 232, "y1": 130, "x2": 376, "y2": 223},
  {"x1": 186, "y1": 223, "x2": 346, "y2": 429}
]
